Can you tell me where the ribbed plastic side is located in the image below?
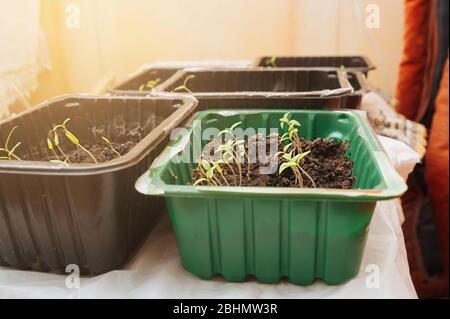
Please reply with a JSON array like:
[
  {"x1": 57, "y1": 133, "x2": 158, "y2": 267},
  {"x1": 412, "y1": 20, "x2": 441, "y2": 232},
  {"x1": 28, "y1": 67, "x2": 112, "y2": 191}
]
[
  {"x1": 167, "y1": 197, "x2": 374, "y2": 285},
  {"x1": 0, "y1": 95, "x2": 193, "y2": 275}
]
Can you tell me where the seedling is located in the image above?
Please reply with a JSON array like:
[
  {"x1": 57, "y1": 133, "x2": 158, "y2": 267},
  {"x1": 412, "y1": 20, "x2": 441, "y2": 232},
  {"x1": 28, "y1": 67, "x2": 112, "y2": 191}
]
[
  {"x1": 0, "y1": 126, "x2": 22, "y2": 161},
  {"x1": 173, "y1": 75, "x2": 195, "y2": 93},
  {"x1": 277, "y1": 113, "x2": 316, "y2": 188},
  {"x1": 139, "y1": 78, "x2": 161, "y2": 91},
  {"x1": 266, "y1": 56, "x2": 277, "y2": 67},
  {"x1": 53, "y1": 118, "x2": 98, "y2": 163},
  {"x1": 280, "y1": 113, "x2": 303, "y2": 153},
  {"x1": 101, "y1": 136, "x2": 121, "y2": 157},
  {"x1": 194, "y1": 159, "x2": 218, "y2": 186},
  {"x1": 277, "y1": 150, "x2": 316, "y2": 188},
  {"x1": 52, "y1": 131, "x2": 69, "y2": 162},
  {"x1": 215, "y1": 139, "x2": 241, "y2": 185},
  {"x1": 214, "y1": 141, "x2": 238, "y2": 186},
  {"x1": 47, "y1": 138, "x2": 61, "y2": 161},
  {"x1": 217, "y1": 122, "x2": 252, "y2": 185}
]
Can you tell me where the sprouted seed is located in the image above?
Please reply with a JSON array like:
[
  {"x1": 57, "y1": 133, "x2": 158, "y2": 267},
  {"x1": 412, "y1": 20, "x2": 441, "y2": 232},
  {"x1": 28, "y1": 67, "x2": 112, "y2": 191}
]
[
  {"x1": 0, "y1": 126, "x2": 22, "y2": 161},
  {"x1": 53, "y1": 118, "x2": 98, "y2": 163},
  {"x1": 266, "y1": 56, "x2": 277, "y2": 67},
  {"x1": 173, "y1": 75, "x2": 195, "y2": 93},
  {"x1": 101, "y1": 136, "x2": 121, "y2": 157}
]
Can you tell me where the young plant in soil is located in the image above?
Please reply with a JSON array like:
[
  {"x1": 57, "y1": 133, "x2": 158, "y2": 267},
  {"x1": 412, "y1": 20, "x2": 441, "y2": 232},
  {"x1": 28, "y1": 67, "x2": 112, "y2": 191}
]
[
  {"x1": 192, "y1": 113, "x2": 356, "y2": 189},
  {"x1": 173, "y1": 75, "x2": 195, "y2": 93},
  {"x1": 52, "y1": 118, "x2": 98, "y2": 163},
  {"x1": 101, "y1": 136, "x2": 122, "y2": 157},
  {"x1": 0, "y1": 126, "x2": 22, "y2": 161},
  {"x1": 277, "y1": 113, "x2": 316, "y2": 188},
  {"x1": 216, "y1": 122, "x2": 251, "y2": 185},
  {"x1": 193, "y1": 159, "x2": 229, "y2": 186},
  {"x1": 265, "y1": 56, "x2": 277, "y2": 67},
  {"x1": 138, "y1": 78, "x2": 161, "y2": 91}
]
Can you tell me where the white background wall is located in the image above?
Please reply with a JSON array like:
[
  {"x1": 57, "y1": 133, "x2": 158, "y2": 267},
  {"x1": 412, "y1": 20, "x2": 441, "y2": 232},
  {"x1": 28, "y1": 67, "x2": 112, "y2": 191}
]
[{"x1": 30, "y1": 0, "x2": 404, "y2": 106}]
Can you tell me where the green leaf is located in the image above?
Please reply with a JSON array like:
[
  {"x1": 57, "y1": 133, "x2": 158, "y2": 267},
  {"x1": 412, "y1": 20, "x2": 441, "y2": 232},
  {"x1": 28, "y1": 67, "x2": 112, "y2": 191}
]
[
  {"x1": 200, "y1": 159, "x2": 211, "y2": 171},
  {"x1": 282, "y1": 153, "x2": 292, "y2": 161},
  {"x1": 101, "y1": 136, "x2": 111, "y2": 144},
  {"x1": 294, "y1": 150, "x2": 311, "y2": 163},
  {"x1": 279, "y1": 161, "x2": 295, "y2": 174},
  {"x1": 47, "y1": 138, "x2": 53, "y2": 150},
  {"x1": 138, "y1": 84, "x2": 145, "y2": 91},
  {"x1": 54, "y1": 132, "x2": 60, "y2": 146},
  {"x1": 275, "y1": 151, "x2": 284, "y2": 158},
  {"x1": 206, "y1": 168, "x2": 214, "y2": 179},
  {"x1": 214, "y1": 163, "x2": 223, "y2": 174},
  {"x1": 283, "y1": 143, "x2": 292, "y2": 153},
  {"x1": 218, "y1": 129, "x2": 232, "y2": 137},
  {"x1": 65, "y1": 131, "x2": 79, "y2": 145},
  {"x1": 230, "y1": 121, "x2": 242, "y2": 131},
  {"x1": 289, "y1": 119, "x2": 300, "y2": 127}
]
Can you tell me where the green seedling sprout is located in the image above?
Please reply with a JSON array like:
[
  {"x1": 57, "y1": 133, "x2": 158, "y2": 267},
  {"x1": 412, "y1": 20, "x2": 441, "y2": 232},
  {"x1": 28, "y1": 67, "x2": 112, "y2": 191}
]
[
  {"x1": 280, "y1": 113, "x2": 303, "y2": 153},
  {"x1": 266, "y1": 56, "x2": 277, "y2": 67},
  {"x1": 101, "y1": 136, "x2": 121, "y2": 157},
  {"x1": 214, "y1": 141, "x2": 238, "y2": 186},
  {"x1": 138, "y1": 78, "x2": 161, "y2": 91},
  {"x1": 194, "y1": 158, "x2": 220, "y2": 186},
  {"x1": 277, "y1": 150, "x2": 316, "y2": 188},
  {"x1": 213, "y1": 159, "x2": 230, "y2": 186},
  {"x1": 0, "y1": 126, "x2": 22, "y2": 161},
  {"x1": 173, "y1": 75, "x2": 195, "y2": 93},
  {"x1": 47, "y1": 138, "x2": 60, "y2": 161},
  {"x1": 52, "y1": 131, "x2": 69, "y2": 162},
  {"x1": 53, "y1": 118, "x2": 98, "y2": 164},
  {"x1": 277, "y1": 113, "x2": 316, "y2": 188},
  {"x1": 217, "y1": 122, "x2": 249, "y2": 185}
]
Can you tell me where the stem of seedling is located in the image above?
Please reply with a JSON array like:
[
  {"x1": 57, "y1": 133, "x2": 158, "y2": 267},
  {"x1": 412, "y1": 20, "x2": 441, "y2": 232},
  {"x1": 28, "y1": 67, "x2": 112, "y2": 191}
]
[
  {"x1": 47, "y1": 138, "x2": 60, "y2": 161},
  {"x1": 53, "y1": 118, "x2": 98, "y2": 164},
  {"x1": 173, "y1": 75, "x2": 195, "y2": 93},
  {"x1": 0, "y1": 126, "x2": 22, "y2": 161},
  {"x1": 101, "y1": 136, "x2": 121, "y2": 157},
  {"x1": 139, "y1": 78, "x2": 161, "y2": 91},
  {"x1": 266, "y1": 56, "x2": 277, "y2": 67}
]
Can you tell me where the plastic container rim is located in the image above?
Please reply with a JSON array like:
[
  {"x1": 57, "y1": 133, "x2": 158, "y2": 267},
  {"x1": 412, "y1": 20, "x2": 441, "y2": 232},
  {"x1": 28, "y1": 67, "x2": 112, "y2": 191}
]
[
  {"x1": 0, "y1": 93, "x2": 198, "y2": 176},
  {"x1": 136, "y1": 109, "x2": 407, "y2": 201}
]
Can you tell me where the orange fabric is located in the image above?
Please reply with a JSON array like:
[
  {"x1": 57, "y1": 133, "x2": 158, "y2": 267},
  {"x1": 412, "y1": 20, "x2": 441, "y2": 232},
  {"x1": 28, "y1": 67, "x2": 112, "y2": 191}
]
[
  {"x1": 418, "y1": 1, "x2": 439, "y2": 122},
  {"x1": 425, "y1": 57, "x2": 449, "y2": 275},
  {"x1": 395, "y1": 0, "x2": 432, "y2": 120}
]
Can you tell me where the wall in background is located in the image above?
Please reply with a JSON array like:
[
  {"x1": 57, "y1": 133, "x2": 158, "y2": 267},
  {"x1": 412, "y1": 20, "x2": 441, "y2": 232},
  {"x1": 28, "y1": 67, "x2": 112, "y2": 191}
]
[{"x1": 29, "y1": 0, "x2": 403, "y2": 106}]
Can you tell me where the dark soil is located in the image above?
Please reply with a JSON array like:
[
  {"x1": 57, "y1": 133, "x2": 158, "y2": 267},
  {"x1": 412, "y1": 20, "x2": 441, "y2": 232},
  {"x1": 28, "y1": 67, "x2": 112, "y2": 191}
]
[
  {"x1": 192, "y1": 134, "x2": 356, "y2": 189},
  {"x1": 25, "y1": 123, "x2": 144, "y2": 164}
]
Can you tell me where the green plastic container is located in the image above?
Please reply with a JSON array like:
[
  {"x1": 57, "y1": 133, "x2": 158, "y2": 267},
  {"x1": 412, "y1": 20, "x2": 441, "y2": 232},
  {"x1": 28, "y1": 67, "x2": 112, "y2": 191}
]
[{"x1": 136, "y1": 109, "x2": 407, "y2": 285}]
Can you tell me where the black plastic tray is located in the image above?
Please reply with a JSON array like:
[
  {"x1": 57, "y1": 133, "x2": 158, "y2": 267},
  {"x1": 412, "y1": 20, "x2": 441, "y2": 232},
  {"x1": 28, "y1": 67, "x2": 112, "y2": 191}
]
[
  {"x1": 342, "y1": 71, "x2": 368, "y2": 109},
  {"x1": 0, "y1": 94, "x2": 197, "y2": 275},
  {"x1": 110, "y1": 67, "x2": 180, "y2": 95},
  {"x1": 154, "y1": 67, "x2": 353, "y2": 110},
  {"x1": 255, "y1": 56, "x2": 376, "y2": 76}
]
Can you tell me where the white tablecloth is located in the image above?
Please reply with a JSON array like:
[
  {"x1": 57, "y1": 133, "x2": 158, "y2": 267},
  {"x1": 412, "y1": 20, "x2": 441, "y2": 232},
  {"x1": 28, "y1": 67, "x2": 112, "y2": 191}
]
[{"x1": 0, "y1": 136, "x2": 419, "y2": 299}]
